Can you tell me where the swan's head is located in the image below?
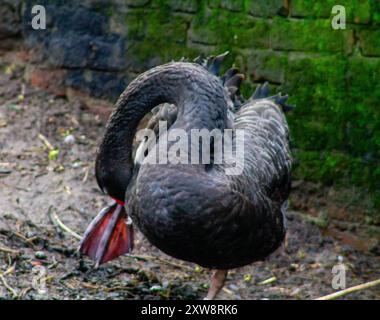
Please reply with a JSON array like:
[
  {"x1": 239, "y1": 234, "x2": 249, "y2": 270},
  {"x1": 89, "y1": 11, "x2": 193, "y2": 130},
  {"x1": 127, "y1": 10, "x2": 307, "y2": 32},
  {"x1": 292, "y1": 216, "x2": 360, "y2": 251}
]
[{"x1": 95, "y1": 149, "x2": 133, "y2": 202}]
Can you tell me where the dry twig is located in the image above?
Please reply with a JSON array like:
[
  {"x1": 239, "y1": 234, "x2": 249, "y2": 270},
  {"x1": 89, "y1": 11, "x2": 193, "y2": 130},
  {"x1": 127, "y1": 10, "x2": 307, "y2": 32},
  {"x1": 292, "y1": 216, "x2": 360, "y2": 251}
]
[
  {"x1": 82, "y1": 166, "x2": 90, "y2": 183},
  {"x1": 11, "y1": 231, "x2": 36, "y2": 247},
  {"x1": 38, "y1": 133, "x2": 54, "y2": 150},
  {"x1": 3, "y1": 265, "x2": 15, "y2": 276},
  {"x1": 0, "y1": 274, "x2": 17, "y2": 298},
  {"x1": 315, "y1": 278, "x2": 380, "y2": 300},
  {"x1": 0, "y1": 245, "x2": 20, "y2": 255},
  {"x1": 258, "y1": 276, "x2": 277, "y2": 285},
  {"x1": 47, "y1": 207, "x2": 82, "y2": 240}
]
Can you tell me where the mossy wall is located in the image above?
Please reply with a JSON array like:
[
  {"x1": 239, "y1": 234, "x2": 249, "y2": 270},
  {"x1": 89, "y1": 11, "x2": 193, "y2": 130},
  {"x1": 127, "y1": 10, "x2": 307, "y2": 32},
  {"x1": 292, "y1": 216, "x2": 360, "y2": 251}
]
[{"x1": 6, "y1": 1, "x2": 380, "y2": 211}]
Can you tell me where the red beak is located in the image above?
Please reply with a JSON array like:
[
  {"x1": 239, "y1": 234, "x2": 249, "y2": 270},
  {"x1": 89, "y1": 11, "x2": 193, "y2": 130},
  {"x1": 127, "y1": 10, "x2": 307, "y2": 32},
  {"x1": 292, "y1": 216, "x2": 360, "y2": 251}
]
[{"x1": 79, "y1": 202, "x2": 134, "y2": 268}]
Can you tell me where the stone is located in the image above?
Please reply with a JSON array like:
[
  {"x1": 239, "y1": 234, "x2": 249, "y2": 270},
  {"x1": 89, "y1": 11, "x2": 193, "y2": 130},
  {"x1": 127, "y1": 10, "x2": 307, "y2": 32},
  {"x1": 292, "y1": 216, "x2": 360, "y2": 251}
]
[
  {"x1": 208, "y1": 0, "x2": 245, "y2": 12},
  {"x1": 249, "y1": 0, "x2": 287, "y2": 17},
  {"x1": 290, "y1": 1, "x2": 330, "y2": 18},
  {"x1": 88, "y1": 35, "x2": 127, "y2": 71},
  {"x1": 124, "y1": 10, "x2": 147, "y2": 40},
  {"x1": 47, "y1": 33, "x2": 91, "y2": 68},
  {"x1": 126, "y1": 0, "x2": 150, "y2": 7},
  {"x1": 234, "y1": 19, "x2": 271, "y2": 49},
  {"x1": 22, "y1": 4, "x2": 108, "y2": 37},
  {"x1": 35, "y1": 251, "x2": 47, "y2": 260},
  {"x1": 46, "y1": 33, "x2": 127, "y2": 71},
  {"x1": 63, "y1": 135, "x2": 76, "y2": 145},
  {"x1": 290, "y1": 0, "x2": 371, "y2": 23},
  {"x1": 145, "y1": 15, "x2": 188, "y2": 44},
  {"x1": 50, "y1": 5, "x2": 108, "y2": 36},
  {"x1": 246, "y1": 50, "x2": 287, "y2": 84},
  {"x1": 66, "y1": 69, "x2": 130, "y2": 100},
  {"x1": 0, "y1": 3, "x2": 21, "y2": 39},
  {"x1": 270, "y1": 17, "x2": 354, "y2": 54},
  {"x1": 169, "y1": 0, "x2": 200, "y2": 13},
  {"x1": 22, "y1": 1, "x2": 111, "y2": 68},
  {"x1": 189, "y1": 12, "x2": 271, "y2": 49},
  {"x1": 188, "y1": 8, "x2": 224, "y2": 46},
  {"x1": 27, "y1": 67, "x2": 67, "y2": 97}
]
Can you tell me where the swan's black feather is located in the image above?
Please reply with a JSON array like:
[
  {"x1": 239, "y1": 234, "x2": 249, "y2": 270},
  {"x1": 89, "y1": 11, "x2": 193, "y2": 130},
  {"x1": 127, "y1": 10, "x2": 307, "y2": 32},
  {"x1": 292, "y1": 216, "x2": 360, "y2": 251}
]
[
  {"x1": 250, "y1": 81, "x2": 270, "y2": 100},
  {"x1": 95, "y1": 59, "x2": 293, "y2": 269},
  {"x1": 250, "y1": 83, "x2": 295, "y2": 112}
]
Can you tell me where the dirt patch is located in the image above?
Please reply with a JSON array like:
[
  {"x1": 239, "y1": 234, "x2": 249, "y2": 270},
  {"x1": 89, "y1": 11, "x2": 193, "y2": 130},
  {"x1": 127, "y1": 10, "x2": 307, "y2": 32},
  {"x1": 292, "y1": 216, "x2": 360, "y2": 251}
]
[{"x1": 0, "y1": 68, "x2": 379, "y2": 300}]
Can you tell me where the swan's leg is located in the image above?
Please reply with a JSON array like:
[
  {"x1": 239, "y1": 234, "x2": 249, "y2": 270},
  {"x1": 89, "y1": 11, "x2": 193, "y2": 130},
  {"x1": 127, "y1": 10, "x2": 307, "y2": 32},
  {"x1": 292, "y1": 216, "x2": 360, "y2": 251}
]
[
  {"x1": 204, "y1": 269, "x2": 228, "y2": 300},
  {"x1": 283, "y1": 232, "x2": 289, "y2": 253},
  {"x1": 273, "y1": 232, "x2": 290, "y2": 259}
]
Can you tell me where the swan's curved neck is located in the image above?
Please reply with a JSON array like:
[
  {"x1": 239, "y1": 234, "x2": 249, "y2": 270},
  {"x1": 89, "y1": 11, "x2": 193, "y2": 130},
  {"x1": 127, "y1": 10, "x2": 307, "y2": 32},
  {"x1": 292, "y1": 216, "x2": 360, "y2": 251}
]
[{"x1": 96, "y1": 62, "x2": 230, "y2": 199}]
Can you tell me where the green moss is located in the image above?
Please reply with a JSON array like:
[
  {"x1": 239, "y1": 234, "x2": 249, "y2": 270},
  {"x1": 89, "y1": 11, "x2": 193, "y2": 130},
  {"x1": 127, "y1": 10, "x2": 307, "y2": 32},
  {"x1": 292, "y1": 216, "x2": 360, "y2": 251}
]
[
  {"x1": 235, "y1": 19, "x2": 271, "y2": 49},
  {"x1": 291, "y1": 0, "x2": 371, "y2": 23},
  {"x1": 146, "y1": 14, "x2": 188, "y2": 44},
  {"x1": 287, "y1": 54, "x2": 380, "y2": 193},
  {"x1": 352, "y1": 0, "x2": 371, "y2": 24},
  {"x1": 294, "y1": 151, "x2": 363, "y2": 186},
  {"x1": 290, "y1": 1, "x2": 331, "y2": 18},
  {"x1": 271, "y1": 17, "x2": 354, "y2": 53},
  {"x1": 373, "y1": 0, "x2": 380, "y2": 24},
  {"x1": 285, "y1": 54, "x2": 347, "y2": 145},
  {"x1": 246, "y1": 50, "x2": 287, "y2": 83},
  {"x1": 124, "y1": 9, "x2": 147, "y2": 40},
  {"x1": 248, "y1": 0, "x2": 287, "y2": 17},
  {"x1": 190, "y1": 8, "x2": 271, "y2": 49},
  {"x1": 167, "y1": 0, "x2": 200, "y2": 13},
  {"x1": 208, "y1": 0, "x2": 245, "y2": 12},
  {"x1": 346, "y1": 57, "x2": 380, "y2": 160},
  {"x1": 123, "y1": 6, "x2": 194, "y2": 63},
  {"x1": 359, "y1": 29, "x2": 380, "y2": 56},
  {"x1": 125, "y1": 0, "x2": 150, "y2": 7}
]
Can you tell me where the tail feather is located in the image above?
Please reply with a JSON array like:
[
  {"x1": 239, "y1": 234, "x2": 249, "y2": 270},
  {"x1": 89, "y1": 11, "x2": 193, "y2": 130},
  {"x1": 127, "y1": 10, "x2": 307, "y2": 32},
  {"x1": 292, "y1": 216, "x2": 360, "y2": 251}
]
[
  {"x1": 251, "y1": 82, "x2": 270, "y2": 100},
  {"x1": 224, "y1": 73, "x2": 245, "y2": 90},
  {"x1": 250, "y1": 82, "x2": 295, "y2": 112},
  {"x1": 191, "y1": 53, "x2": 295, "y2": 113},
  {"x1": 207, "y1": 51, "x2": 229, "y2": 75},
  {"x1": 268, "y1": 93, "x2": 295, "y2": 112},
  {"x1": 221, "y1": 68, "x2": 239, "y2": 84},
  {"x1": 193, "y1": 51, "x2": 229, "y2": 76}
]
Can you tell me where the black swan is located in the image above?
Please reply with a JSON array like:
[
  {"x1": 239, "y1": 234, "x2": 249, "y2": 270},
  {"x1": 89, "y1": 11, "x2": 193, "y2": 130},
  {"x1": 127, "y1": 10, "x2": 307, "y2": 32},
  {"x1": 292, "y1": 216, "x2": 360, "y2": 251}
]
[{"x1": 79, "y1": 54, "x2": 293, "y2": 299}]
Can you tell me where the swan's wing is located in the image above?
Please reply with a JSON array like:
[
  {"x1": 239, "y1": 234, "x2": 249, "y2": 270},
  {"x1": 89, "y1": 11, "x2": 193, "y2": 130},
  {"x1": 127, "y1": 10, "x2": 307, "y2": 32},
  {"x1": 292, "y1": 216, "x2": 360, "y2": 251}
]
[{"x1": 233, "y1": 86, "x2": 292, "y2": 206}]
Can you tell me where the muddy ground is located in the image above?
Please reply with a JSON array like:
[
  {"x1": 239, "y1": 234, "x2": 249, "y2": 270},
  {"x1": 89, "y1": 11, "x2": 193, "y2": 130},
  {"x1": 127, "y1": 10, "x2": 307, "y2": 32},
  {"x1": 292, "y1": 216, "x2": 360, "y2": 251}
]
[{"x1": 0, "y1": 59, "x2": 379, "y2": 300}]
